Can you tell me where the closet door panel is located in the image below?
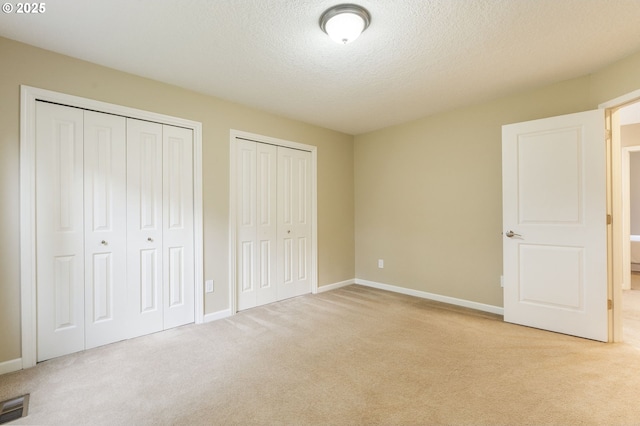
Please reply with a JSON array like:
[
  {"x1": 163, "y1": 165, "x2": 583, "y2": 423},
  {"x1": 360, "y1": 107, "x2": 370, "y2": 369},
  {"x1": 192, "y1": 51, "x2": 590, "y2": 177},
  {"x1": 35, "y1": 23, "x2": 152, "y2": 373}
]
[
  {"x1": 84, "y1": 111, "x2": 128, "y2": 349},
  {"x1": 293, "y1": 151, "x2": 312, "y2": 296},
  {"x1": 236, "y1": 140, "x2": 257, "y2": 310},
  {"x1": 163, "y1": 125, "x2": 195, "y2": 329},
  {"x1": 277, "y1": 147, "x2": 312, "y2": 300},
  {"x1": 35, "y1": 102, "x2": 85, "y2": 361},
  {"x1": 127, "y1": 118, "x2": 163, "y2": 338},
  {"x1": 255, "y1": 142, "x2": 278, "y2": 306},
  {"x1": 235, "y1": 140, "x2": 278, "y2": 310}
]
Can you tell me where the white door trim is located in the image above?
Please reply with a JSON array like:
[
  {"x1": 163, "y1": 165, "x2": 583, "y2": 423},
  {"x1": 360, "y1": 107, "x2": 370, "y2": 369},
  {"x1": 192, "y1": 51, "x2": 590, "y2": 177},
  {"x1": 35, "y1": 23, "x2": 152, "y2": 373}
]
[
  {"x1": 20, "y1": 85, "x2": 204, "y2": 368},
  {"x1": 599, "y1": 89, "x2": 640, "y2": 109},
  {"x1": 229, "y1": 129, "x2": 318, "y2": 314}
]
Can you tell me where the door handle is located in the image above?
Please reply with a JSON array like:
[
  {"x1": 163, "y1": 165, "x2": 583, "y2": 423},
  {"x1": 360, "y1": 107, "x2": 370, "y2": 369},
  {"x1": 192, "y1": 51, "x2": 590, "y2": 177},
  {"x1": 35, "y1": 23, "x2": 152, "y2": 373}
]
[
  {"x1": 505, "y1": 230, "x2": 522, "y2": 238},
  {"x1": 101, "y1": 240, "x2": 108, "y2": 245},
  {"x1": 147, "y1": 237, "x2": 154, "y2": 242}
]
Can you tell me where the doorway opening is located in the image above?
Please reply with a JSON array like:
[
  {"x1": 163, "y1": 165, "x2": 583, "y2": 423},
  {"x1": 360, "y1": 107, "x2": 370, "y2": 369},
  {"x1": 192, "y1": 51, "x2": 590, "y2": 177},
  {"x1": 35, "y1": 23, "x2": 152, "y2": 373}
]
[
  {"x1": 617, "y1": 101, "x2": 640, "y2": 347},
  {"x1": 603, "y1": 89, "x2": 640, "y2": 345}
]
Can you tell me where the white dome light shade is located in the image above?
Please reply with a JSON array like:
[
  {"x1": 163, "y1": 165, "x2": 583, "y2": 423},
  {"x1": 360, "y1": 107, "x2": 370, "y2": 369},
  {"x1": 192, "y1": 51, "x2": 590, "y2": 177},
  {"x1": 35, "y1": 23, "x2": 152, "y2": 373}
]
[
  {"x1": 325, "y1": 13, "x2": 365, "y2": 44},
  {"x1": 320, "y1": 4, "x2": 371, "y2": 45}
]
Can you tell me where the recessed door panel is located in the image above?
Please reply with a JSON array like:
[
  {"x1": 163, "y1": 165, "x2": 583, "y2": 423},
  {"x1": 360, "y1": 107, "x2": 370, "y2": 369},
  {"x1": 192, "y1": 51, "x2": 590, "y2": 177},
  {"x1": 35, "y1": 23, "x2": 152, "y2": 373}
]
[
  {"x1": 519, "y1": 245, "x2": 583, "y2": 310},
  {"x1": 91, "y1": 253, "x2": 113, "y2": 322},
  {"x1": 140, "y1": 134, "x2": 162, "y2": 230},
  {"x1": 298, "y1": 237, "x2": 308, "y2": 281},
  {"x1": 518, "y1": 129, "x2": 582, "y2": 224},
  {"x1": 168, "y1": 247, "x2": 184, "y2": 307},
  {"x1": 140, "y1": 248, "x2": 159, "y2": 313},
  {"x1": 260, "y1": 240, "x2": 272, "y2": 289},
  {"x1": 296, "y1": 157, "x2": 308, "y2": 224},
  {"x1": 283, "y1": 238, "x2": 293, "y2": 285},
  {"x1": 54, "y1": 255, "x2": 76, "y2": 330},
  {"x1": 282, "y1": 154, "x2": 293, "y2": 226},
  {"x1": 241, "y1": 241, "x2": 254, "y2": 293},
  {"x1": 167, "y1": 137, "x2": 185, "y2": 230}
]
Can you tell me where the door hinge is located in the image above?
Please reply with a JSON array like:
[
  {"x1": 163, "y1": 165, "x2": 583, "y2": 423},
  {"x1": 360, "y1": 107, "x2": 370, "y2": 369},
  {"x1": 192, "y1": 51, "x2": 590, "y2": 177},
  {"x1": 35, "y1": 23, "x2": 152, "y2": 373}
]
[
  {"x1": 607, "y1": 214, "x2": 612, "y2": 225},
  {"x1": 608, "y1": 299, "x2": 613, "y2": 310},
  {"x1": 605, "y1": 128, "x2": 612, "y2": 141}
]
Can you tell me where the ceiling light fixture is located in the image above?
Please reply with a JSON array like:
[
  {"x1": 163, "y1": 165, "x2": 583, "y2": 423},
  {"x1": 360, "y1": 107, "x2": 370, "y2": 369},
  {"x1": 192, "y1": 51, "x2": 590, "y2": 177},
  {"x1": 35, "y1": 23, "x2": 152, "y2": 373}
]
[{"x1": 320, "y1": 4, "x2": 371, "y2": 45}]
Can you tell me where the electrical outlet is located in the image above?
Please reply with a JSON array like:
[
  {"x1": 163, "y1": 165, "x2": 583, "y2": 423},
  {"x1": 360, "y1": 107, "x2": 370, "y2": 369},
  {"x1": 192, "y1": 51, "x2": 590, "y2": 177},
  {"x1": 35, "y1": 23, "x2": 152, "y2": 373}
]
[
  {"x1": 205, "y1": 280, "x2": 214, "y2": 293},
  {"x1": 378, "y1": 259, "x2": 384, "y2": 269}
]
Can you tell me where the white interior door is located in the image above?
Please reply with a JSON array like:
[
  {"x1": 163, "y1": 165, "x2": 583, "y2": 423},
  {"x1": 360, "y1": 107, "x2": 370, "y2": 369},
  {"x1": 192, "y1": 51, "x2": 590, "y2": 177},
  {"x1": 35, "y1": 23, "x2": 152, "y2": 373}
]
[
  {"x1": 84, "y1": 111, "x2": 127, "y2": 349},
  {"x1": 502, "y1": 109, "x2": 608, "y2": 342},
  {"x1": 277, "y1": 146, "x2": 312, "y2": 300},
  {"x1": 127, "y1": 118, "x2": 164, "y2": 338},
  {"x1": 162, "y1": 125, "x2": 195, "y2": 329},
  {"x1": 35, "y1": 102, "x2": 85, "y2": 361}
]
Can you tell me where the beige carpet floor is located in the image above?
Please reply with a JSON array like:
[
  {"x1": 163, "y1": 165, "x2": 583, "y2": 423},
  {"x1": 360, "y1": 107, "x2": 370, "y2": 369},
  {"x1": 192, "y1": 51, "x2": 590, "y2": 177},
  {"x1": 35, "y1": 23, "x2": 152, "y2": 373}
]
[
  {"x1": 623, "y1": 272, "x2": 640, "y2": 348},
  {"x1": 2, "y1": 284, "x2": 640, "y2": 425}
]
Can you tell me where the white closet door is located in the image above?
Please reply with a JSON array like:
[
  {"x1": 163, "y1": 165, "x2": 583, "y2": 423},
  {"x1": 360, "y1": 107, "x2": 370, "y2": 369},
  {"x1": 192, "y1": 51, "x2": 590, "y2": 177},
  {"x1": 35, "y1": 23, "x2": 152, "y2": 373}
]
[
  {"x1": 277, "y1": 147, "x2": 312, "y2": 300},
  {"x1": 236, "y1": 140, "x2": 278, "y2": 310},
  {"x1": 127, "y1": 118, "x2": 164, "y2": 338},
  {"x1": 162, "y1": 125, "x2": 195, "y2": 329},
  {"x1": 255, "y1": 143, "x2": 278, "y2": 306},
  {"x1": 236, "y1": 140, "x2": 258, "y2": 310},
  {"x1": 35, "y1": 102, "x2": 85, "y2": 361},
  {"x1": 84, "y1": 111, "x2": 128, "y2": 349}
]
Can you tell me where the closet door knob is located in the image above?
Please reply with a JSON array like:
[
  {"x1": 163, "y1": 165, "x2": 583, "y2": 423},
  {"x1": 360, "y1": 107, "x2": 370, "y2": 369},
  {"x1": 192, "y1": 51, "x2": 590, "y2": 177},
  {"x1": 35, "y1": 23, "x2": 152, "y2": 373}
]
[
  {"x1": 101, "y1": 240, "x2": 108, "y2": 245},
  {"x1": 147, "y1": 237, "x2": 154, "y2": 242}
]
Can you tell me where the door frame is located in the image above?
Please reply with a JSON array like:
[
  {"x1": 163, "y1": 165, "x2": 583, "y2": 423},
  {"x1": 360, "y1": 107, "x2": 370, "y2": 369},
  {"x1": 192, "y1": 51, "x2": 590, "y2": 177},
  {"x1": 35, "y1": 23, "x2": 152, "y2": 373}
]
[
  {"x1": 600, "y1": 88, "x2": 640, "y2": 342},
  {"x1": 228, "y1": 129, "x2": 318, "y2": 314},
  {"x1": 19, "y1": 85, "x2": 204, "y2": 368}
]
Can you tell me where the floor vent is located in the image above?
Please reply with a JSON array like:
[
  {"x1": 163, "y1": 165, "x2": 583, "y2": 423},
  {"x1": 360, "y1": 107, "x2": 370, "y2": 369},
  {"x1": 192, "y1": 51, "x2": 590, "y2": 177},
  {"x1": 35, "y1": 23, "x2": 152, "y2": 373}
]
[{"x1": 0, "y1": 394, "x2": 29, "y2": 424}]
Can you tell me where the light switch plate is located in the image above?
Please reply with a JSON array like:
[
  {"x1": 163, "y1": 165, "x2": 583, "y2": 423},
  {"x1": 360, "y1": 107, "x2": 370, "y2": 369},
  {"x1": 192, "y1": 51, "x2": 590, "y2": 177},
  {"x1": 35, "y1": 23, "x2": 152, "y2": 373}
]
[{"x1": 205, "y1": 280, "x2": 214, "y2": 293}]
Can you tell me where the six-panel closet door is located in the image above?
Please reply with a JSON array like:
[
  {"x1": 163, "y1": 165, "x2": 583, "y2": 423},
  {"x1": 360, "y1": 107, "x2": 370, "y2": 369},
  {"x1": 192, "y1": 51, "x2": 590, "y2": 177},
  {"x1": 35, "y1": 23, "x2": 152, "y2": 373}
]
[
  {"x1": 236, "y1": 140, "x2": 311, "y2": 311},
  {"x1": 35, "y1": 102, "x2": 195, "y2": 362}
]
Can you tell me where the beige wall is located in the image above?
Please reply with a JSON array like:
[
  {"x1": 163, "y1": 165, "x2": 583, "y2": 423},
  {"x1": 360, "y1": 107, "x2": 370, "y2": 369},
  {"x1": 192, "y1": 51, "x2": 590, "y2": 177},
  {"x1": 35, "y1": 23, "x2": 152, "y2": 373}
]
[
  {"x1": 0, "y1": 37, "x2": 355, "y2": 363},
  {"x1": 354, "y1": 51, "x2": 640, "y2": 307}
]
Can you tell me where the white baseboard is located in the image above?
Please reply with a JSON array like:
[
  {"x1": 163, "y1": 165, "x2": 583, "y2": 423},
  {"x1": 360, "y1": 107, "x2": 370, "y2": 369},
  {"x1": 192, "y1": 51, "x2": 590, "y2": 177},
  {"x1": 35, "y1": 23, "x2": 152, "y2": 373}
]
[
  {"x1": 0, "y1": 358, "x2": 22, "y2": 375},
  {"x1": 355, "y1": 278, "x2": 504, "y2": 316},
  {"x1": 203, "y1": 309, "x2": 232, "y2": 323},
  {"x1": 316, "y1": 279, "x2": 355, "y2": 293}
]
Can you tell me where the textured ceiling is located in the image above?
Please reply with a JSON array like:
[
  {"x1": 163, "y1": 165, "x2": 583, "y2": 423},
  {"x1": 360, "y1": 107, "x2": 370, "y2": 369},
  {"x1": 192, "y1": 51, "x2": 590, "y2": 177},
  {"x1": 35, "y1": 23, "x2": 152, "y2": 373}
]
[{"x1": 2, "y1": 0, "x2": 640, "y2": 135}]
